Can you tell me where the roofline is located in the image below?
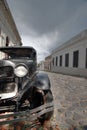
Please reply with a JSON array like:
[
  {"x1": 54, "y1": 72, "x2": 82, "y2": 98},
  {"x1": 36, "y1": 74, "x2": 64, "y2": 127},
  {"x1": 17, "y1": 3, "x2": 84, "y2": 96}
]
[
  {"x1": 45, "y1": 55, "x2": 52, "y2": 60},
  {"x1": 0, "y1": 0, "x2": 21, "y2": 41},
  {"x1": 52, "y1": 29, "x2": 87, "y2": 54}
]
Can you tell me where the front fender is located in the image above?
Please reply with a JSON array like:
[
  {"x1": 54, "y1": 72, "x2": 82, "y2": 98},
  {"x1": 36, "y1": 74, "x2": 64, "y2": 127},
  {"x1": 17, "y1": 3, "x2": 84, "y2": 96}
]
[{"x1": 32, "y1": 72, "x2": 51, "y2": 90}]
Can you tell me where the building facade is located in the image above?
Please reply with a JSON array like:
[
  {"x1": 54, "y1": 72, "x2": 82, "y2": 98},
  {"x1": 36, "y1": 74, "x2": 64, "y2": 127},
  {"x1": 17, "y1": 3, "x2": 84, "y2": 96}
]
[
  {"x1": 38, "y1": 61, "x2": 44, "y2": 71},
  {"x1": 0, "y1": 0, "x2": 22, "y2": 47},
  {"x1": 51, "y1": 30, "x2": 87, "y2": 77},
  {"x1": 44, "y1": 55, "x2": 51, "y2": 71}
]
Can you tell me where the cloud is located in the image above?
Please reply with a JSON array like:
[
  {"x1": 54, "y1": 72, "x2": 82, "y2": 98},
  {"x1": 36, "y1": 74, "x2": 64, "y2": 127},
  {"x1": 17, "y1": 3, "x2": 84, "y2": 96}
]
[
  {"x1": 22, "y1": 30, "x2": 60, "y2": 62},
  {"x1": 7, "y1": 0, "x2": 87, "y2": 62}
]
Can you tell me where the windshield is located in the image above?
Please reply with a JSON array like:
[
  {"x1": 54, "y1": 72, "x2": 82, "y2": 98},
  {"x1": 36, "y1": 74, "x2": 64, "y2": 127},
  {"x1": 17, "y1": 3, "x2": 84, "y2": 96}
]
[
  {"x1": 0, "y1": 52, "x2": 31, "y2": 60},
  {"x1": 0, "y1": 47, "x2": 36, "y2": 60}
]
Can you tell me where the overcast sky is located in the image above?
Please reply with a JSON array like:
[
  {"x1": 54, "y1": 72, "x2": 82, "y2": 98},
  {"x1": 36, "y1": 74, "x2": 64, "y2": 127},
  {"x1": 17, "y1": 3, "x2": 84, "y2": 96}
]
[{"x1": 7, "y1": 0, "x2": 87, "y2": 62}]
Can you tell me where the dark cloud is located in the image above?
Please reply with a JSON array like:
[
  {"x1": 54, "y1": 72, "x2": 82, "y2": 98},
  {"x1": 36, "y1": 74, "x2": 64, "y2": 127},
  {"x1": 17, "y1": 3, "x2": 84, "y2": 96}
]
[{"x1": 7, "y1": 0, "x2": 87, "y2": 62}]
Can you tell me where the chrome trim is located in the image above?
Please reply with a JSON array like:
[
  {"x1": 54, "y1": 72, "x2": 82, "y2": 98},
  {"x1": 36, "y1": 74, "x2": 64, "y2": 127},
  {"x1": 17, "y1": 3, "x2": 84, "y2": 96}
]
[{"x1": 0, "y1": 84, "x2": 18, "y2": 100}]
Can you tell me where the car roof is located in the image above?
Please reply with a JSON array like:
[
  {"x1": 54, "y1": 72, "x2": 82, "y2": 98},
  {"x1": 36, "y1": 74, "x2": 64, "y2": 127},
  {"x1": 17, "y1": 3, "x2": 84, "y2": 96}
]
[{"x1": 0, "y1": 46, "x2": 36, "y2": 57}]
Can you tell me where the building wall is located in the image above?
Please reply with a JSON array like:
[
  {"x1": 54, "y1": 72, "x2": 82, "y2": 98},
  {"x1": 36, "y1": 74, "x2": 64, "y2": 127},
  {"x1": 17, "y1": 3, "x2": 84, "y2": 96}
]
[
  {"x1": 38, "y1": 61, "x2": 44, "y2": 71},
  {"x1": 44, "y1": 55, "x2": 51, "y2": 71},
  {"x1": 51, "y1": 30, "x2": 87, "y2": 77},
  {"x1": 0, "y1": 0, "x2": 21, "y2": 47}
]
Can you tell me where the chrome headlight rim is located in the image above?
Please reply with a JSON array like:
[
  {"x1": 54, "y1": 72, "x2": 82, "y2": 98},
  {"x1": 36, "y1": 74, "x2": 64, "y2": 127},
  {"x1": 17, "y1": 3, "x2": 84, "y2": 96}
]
[{"x1": 14, "y1": 64, "x2": 28, "y2": 77}]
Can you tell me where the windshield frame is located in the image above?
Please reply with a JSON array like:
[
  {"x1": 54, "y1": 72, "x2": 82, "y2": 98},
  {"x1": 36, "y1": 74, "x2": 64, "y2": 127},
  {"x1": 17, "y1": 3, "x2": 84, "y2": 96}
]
[{"x1": 0, "y1": 46, "x2": 37, "y2": 60}]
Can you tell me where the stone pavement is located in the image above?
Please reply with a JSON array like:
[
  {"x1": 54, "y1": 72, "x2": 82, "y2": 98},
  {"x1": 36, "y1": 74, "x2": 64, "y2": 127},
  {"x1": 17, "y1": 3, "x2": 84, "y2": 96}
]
[{"x1": 46, "y1": 72, "x2": 87, "y2": 130}]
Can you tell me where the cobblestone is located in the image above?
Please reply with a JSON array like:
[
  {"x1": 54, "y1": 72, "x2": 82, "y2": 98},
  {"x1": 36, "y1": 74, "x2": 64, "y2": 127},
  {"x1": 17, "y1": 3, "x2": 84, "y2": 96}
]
[{"x1": 45, "y1": 71, "x2": 87, "y2": 130}]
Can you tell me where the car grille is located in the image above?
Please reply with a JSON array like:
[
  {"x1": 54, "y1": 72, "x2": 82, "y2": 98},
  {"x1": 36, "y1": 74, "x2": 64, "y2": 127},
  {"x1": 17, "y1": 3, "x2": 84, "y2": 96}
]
[
  {"x1": 0, "y1": 66, "x2": 14, "y2": 81},
  {"x1": 0, "y1": 83, "x2": 16, "y2": 93}
]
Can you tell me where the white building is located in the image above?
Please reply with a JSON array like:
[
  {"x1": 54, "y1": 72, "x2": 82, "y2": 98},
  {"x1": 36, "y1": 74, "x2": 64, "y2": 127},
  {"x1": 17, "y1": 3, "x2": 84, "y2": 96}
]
[
  {"x1": 0, "y1": 0, "x2": 22, "y2": 47},
  {"x1": 51, "y1": 30, "x2": 87, "y2": 77},
  {"x1": 44, "y1": 55, "x2": 51, "y2": 71},
  {"x1": 38, "y1": 61, "x2": 44, "y2": 71}
]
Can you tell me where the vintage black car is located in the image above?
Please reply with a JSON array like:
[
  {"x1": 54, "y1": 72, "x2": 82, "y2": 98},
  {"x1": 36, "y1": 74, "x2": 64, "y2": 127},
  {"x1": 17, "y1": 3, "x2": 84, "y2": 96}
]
[{"x1": 0, "y1": 46, "x2": 53, "y2": 124}]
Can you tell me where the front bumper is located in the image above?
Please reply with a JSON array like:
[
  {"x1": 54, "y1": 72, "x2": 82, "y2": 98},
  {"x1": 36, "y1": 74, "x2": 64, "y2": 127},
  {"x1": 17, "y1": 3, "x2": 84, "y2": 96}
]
[
  {"x1": 0, "y1": 102, "x2": 54, "y2": 126},
  {"x1": 0, "y1": 99, "x2": 17, "y2": 113}
]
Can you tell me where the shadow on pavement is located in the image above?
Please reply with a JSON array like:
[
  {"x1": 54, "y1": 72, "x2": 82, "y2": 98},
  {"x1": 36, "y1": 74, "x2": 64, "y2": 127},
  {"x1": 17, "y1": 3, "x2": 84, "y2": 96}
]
[{"x1": 69, "y1": 125, "x2": 87, "y2": 130}]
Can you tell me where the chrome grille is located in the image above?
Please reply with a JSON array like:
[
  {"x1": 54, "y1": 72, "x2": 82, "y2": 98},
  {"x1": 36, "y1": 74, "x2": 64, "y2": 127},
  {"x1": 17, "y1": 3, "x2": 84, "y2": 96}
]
[{"x1": 0, "y1": 83, "x2": 16, "y2": 93}]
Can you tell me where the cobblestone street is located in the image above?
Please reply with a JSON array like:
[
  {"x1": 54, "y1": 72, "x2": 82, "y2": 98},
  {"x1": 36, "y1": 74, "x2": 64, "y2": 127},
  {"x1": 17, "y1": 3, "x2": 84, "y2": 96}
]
[{"x1": 46, "y1": 71, "x2": 87, "y2": 130}]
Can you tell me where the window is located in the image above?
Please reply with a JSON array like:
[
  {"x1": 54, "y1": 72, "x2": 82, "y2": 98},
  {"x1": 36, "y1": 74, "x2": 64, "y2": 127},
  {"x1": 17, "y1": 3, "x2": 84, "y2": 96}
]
[
  {"x1": 60, "y1": 55, "x2": 62, "y2": 66},
  {"x1": 86, "y1": 48, "x2": 87, "y2": 68},
  {"x1": 73, "y1": 50, "x2": 79, "y2": 68},
  {"x1": 0, "y1": 27, "x2": 1, "y2": 35},
  {"x1": 65, "y1": 53, "x2": 69, "y2": 67},
  {"x1": 53, "y1": 57, "x2": 54, "y2": 66},
  {"x1": 56, "y1": 56, "x2": 58, "y2": 66},
  {"x1": 6, "y1": 36, "x2": 9, "y2": 46}
]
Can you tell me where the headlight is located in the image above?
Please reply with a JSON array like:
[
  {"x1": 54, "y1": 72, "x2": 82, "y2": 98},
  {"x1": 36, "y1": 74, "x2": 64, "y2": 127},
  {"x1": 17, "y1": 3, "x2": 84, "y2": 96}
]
[{"x1": 14, "y1": 65, "x2": 28, "y2": 77}]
